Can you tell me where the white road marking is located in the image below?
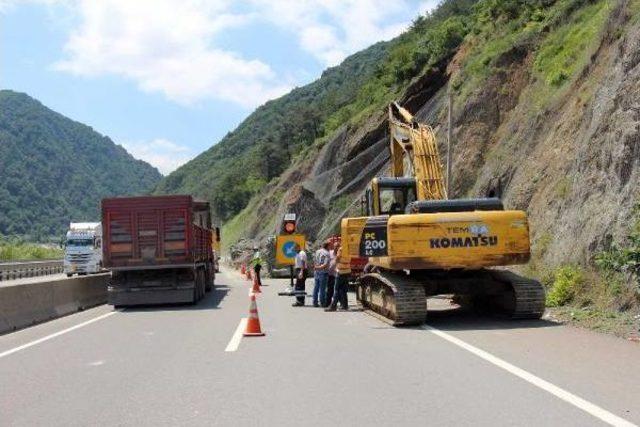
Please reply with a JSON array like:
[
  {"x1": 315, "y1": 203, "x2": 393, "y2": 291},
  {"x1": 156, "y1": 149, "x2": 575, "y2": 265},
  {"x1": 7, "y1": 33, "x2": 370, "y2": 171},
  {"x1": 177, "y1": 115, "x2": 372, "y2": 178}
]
[
  {"x1": 225, "y1": 318, "x2": 247, "y2": 352},
  {"x1": 423, "y1": 325, "x2": 637, "y2": 427},
  {"x1": 0, "y1": 311, "x2": 117, "y2": 359}
]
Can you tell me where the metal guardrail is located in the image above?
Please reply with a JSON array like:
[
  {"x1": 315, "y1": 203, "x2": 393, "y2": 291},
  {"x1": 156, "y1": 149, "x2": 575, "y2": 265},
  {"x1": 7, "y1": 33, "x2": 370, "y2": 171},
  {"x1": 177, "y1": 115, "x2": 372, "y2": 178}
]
[{"x1": 0, "y1": 259, "x2": 64, "y2": 281}]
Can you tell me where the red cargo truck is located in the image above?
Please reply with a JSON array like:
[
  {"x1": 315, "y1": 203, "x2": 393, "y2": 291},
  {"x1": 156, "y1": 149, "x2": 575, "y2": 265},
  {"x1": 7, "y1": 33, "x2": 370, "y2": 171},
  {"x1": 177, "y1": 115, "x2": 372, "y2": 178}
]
[{"x1": 102, "y1": 195, "x2": 215, "y2": 306}]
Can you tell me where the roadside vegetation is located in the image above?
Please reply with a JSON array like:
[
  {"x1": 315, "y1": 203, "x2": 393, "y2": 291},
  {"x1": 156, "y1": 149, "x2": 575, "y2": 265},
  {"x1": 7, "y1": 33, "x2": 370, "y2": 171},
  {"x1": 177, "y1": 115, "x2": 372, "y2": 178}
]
[
  {"x1": 541, "y1": 205, "x2": 640, "y2": 338},
  {"x1": 533, "y1": 0, "x2": 611, "y2": 86},
  {"x1": 0, "y1": 236, "x2": 63, "y2": 261}
]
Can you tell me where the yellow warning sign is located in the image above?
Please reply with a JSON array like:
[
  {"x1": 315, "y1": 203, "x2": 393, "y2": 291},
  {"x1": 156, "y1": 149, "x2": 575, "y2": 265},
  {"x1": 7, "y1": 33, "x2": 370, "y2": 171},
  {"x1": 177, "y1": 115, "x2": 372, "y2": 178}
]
[{"x1": 275, "y1": 234, "x2": 306, "y2": 266}]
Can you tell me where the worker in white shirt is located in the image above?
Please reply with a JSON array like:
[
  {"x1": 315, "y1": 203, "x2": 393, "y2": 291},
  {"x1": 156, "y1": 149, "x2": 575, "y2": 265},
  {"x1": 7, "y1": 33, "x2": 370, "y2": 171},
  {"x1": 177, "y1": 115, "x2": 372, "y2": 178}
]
[{"x1": 292, "y1": 244, "x2": 308, "y2": 307}]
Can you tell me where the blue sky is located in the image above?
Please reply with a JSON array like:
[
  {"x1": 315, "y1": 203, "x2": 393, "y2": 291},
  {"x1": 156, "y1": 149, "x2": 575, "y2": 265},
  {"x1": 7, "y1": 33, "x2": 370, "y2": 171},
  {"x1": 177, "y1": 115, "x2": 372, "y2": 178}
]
[{"x1": 1, "y1": 0, "x2": 435, "y2": 174}]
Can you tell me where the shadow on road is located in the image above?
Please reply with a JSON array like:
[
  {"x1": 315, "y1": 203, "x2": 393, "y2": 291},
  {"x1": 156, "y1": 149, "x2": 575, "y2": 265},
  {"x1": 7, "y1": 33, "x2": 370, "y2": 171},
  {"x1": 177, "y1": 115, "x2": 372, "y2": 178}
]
[
  {"x1": 424, "y1": 303, "x2": 560, "y2": 331},
  {"x1": 120, "y1": 285, "x2": 230, "y2": 313},
  {"x1": 359, "y1": 294, "x2": 560, "y2": 331}
]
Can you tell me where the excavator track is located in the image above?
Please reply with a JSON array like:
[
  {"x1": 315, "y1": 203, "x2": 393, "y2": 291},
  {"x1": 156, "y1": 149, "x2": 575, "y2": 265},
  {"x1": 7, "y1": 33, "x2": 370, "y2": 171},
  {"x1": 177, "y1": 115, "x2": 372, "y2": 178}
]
[
  {"x1": 357, "y1": 272, "x2": 427, "y2": 326},
  {"x1": 488, "y1": 270, "x2": 546, "y2": 319}
]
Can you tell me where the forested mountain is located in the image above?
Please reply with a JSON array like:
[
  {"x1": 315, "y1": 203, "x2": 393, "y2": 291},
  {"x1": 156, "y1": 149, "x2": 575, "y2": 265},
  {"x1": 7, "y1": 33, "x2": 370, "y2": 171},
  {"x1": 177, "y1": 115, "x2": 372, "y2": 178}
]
[
  {"x1": 0, "y1": 90, "x2": 162, "y2": 238},
  {"x1": 154, "y1": 42, "x2": 389, "y2": 221}
]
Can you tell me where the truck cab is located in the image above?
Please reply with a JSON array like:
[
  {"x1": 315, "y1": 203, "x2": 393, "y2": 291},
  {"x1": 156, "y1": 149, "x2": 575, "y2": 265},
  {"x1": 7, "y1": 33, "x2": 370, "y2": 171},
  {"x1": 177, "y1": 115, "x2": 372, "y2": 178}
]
[{"x1": 64, "y1": 222, "x2": 103, "y2": 277}]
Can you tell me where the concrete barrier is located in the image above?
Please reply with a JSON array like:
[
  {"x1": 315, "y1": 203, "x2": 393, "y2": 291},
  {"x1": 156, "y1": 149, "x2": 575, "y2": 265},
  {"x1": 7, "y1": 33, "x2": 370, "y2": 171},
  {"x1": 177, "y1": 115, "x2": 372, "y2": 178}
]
[
  {"x1": 0, "y1": 273, "x2": 109, "y2": 335},
  {"x1": 0, "y1": 259, "x2": 64, "y2": 281}
]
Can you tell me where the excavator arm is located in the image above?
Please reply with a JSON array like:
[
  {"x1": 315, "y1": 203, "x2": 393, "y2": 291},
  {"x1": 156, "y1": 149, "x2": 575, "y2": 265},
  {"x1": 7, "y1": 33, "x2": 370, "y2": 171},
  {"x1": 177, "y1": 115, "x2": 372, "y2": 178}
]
[{"x1": 388, "y1": 102, "x2": 447, "y2": 201}]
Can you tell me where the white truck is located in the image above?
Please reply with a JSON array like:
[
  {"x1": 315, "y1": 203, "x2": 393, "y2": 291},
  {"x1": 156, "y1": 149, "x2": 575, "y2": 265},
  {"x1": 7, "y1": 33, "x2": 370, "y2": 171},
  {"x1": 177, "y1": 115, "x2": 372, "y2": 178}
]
[{"x1": 64, "y1": 222, "x2": 103, "y2": 277}]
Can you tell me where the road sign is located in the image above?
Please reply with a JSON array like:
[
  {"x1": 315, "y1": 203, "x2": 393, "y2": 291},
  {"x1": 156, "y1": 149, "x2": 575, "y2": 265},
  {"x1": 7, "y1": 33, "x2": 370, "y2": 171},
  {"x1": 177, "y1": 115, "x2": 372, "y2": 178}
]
[
  {"x1": 275, "y1": 234, "x2": 306, "y2": 266},
  {"x1": 284, "y1": 221, "x2": 296, "y2": 234},
  {"x1": 282, "y1": 213, "x2": 297, "y2": 235}
]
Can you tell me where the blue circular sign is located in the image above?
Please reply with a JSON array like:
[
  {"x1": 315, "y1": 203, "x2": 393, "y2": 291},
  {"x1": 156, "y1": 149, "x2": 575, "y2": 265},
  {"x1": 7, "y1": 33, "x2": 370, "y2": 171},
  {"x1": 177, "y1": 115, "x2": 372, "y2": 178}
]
[{"x1": 282, "y1": 241, "x2": 297, "y2": 258}]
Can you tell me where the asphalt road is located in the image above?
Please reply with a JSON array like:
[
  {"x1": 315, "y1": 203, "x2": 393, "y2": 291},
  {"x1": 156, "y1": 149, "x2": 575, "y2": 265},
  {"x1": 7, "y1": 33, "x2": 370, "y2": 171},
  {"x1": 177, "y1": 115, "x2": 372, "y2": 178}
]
[{"x1": 1, "y1": 269, "x2": 639, "y2": 426}]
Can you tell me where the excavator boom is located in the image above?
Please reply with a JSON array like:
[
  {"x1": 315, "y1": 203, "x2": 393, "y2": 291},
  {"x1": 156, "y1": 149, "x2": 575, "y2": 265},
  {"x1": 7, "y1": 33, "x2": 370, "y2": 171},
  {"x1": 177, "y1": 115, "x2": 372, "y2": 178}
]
[{"x1": 388, "y1": 102, "x2": 447, "y2": 201}]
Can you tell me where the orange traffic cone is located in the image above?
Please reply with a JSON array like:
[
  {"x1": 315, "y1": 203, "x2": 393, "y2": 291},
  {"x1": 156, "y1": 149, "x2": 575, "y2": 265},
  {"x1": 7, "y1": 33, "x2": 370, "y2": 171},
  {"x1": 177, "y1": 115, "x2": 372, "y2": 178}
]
[
  {"x1": 243, "y1": 294, "x2": 265, "y2": 337},
  {"x1": 251, "y1": 274, "x2": 261, "y2": 294}
]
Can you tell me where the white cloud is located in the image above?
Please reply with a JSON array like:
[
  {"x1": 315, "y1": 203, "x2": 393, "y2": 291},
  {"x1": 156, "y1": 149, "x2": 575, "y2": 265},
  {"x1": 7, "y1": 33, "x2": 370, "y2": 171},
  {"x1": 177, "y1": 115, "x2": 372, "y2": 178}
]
[
  {"x1": 0, "y1": 0, "x2": 16, "y2": 11},
  {"x1": 250, "y1": 0, "x2": 417, "y2": 66},
  {"x1": 15, "y1": 0, "x2": 428, "y2": 107},
  {"x1": 0, "y1": 0, "x2": 63, "y2": 13},
  {"x1": 122, "y1": 138, "x2": 195, "y2": 175},
  {"x1": 53, "y1": 0, "x2": 292, "y2": 108},
  {"x1": 419, "y1": 0, "x2": 440, "y2": 16}
]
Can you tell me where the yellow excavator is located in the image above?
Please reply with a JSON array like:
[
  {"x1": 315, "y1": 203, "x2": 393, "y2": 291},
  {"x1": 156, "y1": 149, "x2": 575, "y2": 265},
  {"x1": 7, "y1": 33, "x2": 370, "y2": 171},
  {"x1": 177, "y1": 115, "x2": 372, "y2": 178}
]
[{"x1": 341, "y1": 102, "x2": 545, "y2": 325}]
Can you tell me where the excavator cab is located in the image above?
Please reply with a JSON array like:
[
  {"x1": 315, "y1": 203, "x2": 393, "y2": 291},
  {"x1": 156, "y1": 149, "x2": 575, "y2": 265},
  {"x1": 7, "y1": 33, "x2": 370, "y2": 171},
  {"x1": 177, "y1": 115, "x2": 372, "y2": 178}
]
[{"x1": 364, "y1": 177, "x2": 417, "y2": 216}]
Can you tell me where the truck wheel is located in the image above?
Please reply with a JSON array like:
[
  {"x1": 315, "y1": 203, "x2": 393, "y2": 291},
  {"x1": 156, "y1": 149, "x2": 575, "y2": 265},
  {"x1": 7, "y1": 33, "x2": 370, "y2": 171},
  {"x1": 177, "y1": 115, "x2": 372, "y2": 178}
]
[
  {"x1": 66, "y1": 273, "x2": 73, "y2": 278},
  {"x1": 201, "y1": 269, "x2": 206, "y2": 298},
  {"x1": 193, "y1": 268, "x2": 202, "y2": 304},
  {"x1": 205, "y1": 268, "x2": 212, "y2": 292}
]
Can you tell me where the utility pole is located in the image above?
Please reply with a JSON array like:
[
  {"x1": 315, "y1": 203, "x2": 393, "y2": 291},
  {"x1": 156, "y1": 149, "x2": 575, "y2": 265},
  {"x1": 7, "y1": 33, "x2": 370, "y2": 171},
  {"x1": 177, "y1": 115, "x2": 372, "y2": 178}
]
[{"x1": 446, "y1": 89, "x2": 453, "y2": 199}]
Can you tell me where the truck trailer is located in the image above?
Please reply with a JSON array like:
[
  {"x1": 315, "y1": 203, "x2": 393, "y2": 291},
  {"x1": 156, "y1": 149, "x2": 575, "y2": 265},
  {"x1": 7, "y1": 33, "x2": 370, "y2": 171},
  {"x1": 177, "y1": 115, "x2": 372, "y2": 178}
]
[{"x1": 102, "y1": 195, "x2": 215, "y2": 306}]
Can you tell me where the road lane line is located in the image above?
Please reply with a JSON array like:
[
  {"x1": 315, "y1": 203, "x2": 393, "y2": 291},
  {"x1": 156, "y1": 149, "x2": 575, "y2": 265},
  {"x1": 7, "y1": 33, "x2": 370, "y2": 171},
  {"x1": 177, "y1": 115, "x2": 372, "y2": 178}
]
[
  {"x1": 0, "y1": 311, "x2": 117, "y2": 359},
  {"x1": 225, "y1": 318, "x2": 247, "y2": 352},
  {"x1": 423, "y1": 325, "x2": 637, "y2": 427}
]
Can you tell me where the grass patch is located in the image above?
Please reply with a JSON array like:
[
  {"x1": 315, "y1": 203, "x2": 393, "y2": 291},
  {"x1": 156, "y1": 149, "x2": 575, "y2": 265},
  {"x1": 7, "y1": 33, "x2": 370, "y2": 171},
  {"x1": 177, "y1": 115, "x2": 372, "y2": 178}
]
[
  {"x1": 549, "y1": 306, "x2": 639, "y2": 337},
  {"x1": 535, "y1": 232, "x2": 553, "y2": 257},
  {"x1": 455, "y1": 0, "x2": 613, "y2": 106},
  {"x1": 221, "y1": 207, "x2": 253, "y2": 253},
  {"x1": 462, "y1": 24, "x2": 537, "y2": 92},
  {"x1": 546, "y1": 265, "x2": 584, "y2": 306},
  {"x1": 535, "y1": 203, "x2": 640, "y2": 338},
  {"x1": 595, "y1": 203, "x2": 640, "y2": 286},
  {"x1": 221, "y1": 188, "x2": 285, "y2": 253},
  {"x1": 540, "y1": 263, "x2": 639, "y2": 338},
  {"x1": 0, "y1": 237, "x2": 63, "y2": 261},
  {"x1": 555, "y1": 177, "x2": 572, "y2": 198},
  {"x1": 630, "y1": 0, "x2": 640, "y2": 24},
  {"x1": 534, "y1": 0, "x2": 611, "y2": 86}
]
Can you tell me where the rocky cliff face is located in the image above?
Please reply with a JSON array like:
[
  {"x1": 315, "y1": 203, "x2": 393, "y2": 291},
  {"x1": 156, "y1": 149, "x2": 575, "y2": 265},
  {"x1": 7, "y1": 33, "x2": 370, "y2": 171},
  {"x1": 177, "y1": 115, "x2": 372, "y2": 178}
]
[
  {"x1": 228, "y1": 0, "x2": 640, "y2": 274},
  {"x1": 450, "y1": 0, "x2": 640, "y2": 267}
]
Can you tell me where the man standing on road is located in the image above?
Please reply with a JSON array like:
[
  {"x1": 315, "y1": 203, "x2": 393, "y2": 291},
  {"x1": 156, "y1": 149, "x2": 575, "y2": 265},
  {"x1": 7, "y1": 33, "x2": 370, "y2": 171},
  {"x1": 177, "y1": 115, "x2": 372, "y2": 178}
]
[
  {"x1": 292, "y1": 244, "x2": 307, "y2": 307},
  {"x1": 251, "y1": 246, "x2": 264, "y2": 287},
  {"x1": 325, "y1": 242, "x2": 349, "y2": 311},
  {"x1": 326, "y1": 240, "x2": 337, "y2": 307},
  {"x1": 312, "y1": 241, "x2": 331, "y2": 307}
]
